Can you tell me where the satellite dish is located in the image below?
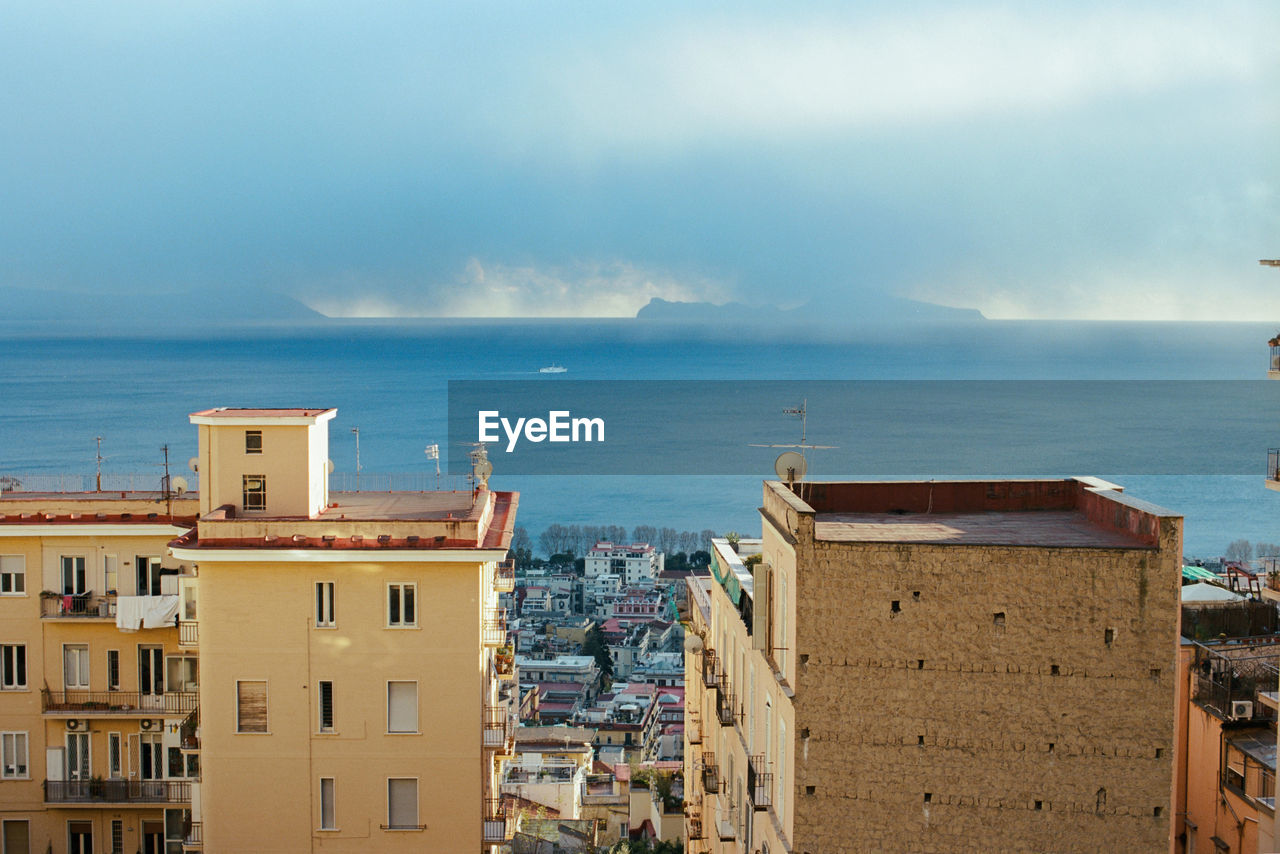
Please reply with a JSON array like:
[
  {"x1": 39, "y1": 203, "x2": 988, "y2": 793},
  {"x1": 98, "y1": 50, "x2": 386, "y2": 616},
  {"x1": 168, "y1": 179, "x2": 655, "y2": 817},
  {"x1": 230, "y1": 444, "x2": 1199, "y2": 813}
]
[
  {"x1": 187, "y1": 457, "x2": 199, "y2": 473},
  {"x1": 326, "y1": 459, "x2": 335, "y2": 474},
  {"x1": 683, "y1": 633, "x2": 704, "y2": 653},
  {"x1": 775, "y1": 451, "x2": 808, "y2": 483},
  {"x1": 171, "y1": 476, "x2": 189, "y2": 497}
]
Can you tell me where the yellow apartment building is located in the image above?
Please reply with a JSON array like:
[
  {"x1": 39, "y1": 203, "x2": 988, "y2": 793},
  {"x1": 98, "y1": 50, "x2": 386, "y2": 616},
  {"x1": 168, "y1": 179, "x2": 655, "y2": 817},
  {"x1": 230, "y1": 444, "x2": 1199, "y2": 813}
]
[
  {"x1": 2, "y1": 406, "x2": 520, "y2": 853},
  {"x1": 684, "y1": 478, "x2": 1182, "y2": 853},
  {"x1": 0, "y1": 489, "x2": 200, "y2": 854}
]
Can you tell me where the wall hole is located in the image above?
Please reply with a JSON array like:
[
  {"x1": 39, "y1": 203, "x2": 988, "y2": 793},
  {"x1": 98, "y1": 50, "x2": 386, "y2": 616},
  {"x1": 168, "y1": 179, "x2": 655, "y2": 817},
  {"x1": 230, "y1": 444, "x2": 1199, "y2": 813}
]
[
  {"x1": 891, "y1": 600, "x2": 901, "y2": 614},
  {"x1": 1050, "y1": 664, "x2": 1060, "y2": 676}
]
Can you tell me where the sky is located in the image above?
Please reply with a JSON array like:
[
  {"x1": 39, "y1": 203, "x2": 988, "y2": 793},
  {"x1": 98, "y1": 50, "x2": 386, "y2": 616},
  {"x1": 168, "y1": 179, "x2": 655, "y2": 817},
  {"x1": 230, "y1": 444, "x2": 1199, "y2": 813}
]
[{"x1": 1, "y1": 2, "x2": 1277, "y2": 320}]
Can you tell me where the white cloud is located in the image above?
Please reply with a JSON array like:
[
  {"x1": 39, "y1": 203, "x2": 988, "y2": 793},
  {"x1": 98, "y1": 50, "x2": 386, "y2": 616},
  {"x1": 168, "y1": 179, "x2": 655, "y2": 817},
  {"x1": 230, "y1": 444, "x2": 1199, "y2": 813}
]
[
  {"x1": 303, "y1": 259, "x2": 726, "y2": 318},
  {"x1": 526, "y1": 5, "x2": 1272, "y2": 152}
]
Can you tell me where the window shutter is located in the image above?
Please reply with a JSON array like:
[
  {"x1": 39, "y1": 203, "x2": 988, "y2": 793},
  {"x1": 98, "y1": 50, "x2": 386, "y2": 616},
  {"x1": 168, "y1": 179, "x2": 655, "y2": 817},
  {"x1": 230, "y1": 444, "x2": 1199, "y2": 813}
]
[
  {"x1": 237, "y1": 681, "x2": 268, "y2": 732},
  {"x1": 387, "y1": 682, "x2": 416, "y2": 733},
  {"x1": 388, "y1": 778, "x2": 418, "y2": 828},
  {"x1": 752, "y1": 563, "x2": 771, "y2": 651}
]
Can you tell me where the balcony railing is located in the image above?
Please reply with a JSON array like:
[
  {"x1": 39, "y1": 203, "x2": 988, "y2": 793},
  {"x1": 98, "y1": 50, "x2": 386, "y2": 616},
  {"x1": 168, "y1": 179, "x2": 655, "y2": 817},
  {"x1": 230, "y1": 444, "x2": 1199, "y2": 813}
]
[
  {"x1": 482, "y1": 608, "x2": 507, "y2": 647},
  {"x1": 748, "y1": 755, "x2": 773, "y2": 810},
  {"x1": 180, "y1": 706, "x2": 199, "y2": 751},
  {"x1": 483, "y1": 705, "x2": 515, "y2": 751},
  {"x1": 1270, "y1": 450, "x2": 1280, "y2": 484},
  {"x1": 687, "y1": 805, "x2": 705, "y2": 840},
  {"x1": 184, "y1": 821, "x2": 203, "y2": 847},
  {"x1": 43, "y1": 689, "x2": 198, "y2": 716},
  {"x1": 495, "y1": 559, "x2": 516, "y2": 593},
  {"x1": 0, "y1": 473, "x2": 200, "y2": 494},
  {"x1": 483, "y1": 798, "x2": 512, "y2": 843},
  {"x1": 1270, "y1": 344, "x2": 1280, "y2": 374},
  {"x1": 44, "y1": 779, "x2": 191, "y2": 804},
  {"x1": 715, "y1": 677, "x2": 737, "y2": 726},
  {"x1": 701, "y1": 649, "x2": 719, "y2": 689},
  {"x1": 701, "y1": 752, "x2": 720, "y2": 794},
  {"x1": 178, "y1": 620, "x2": 198, "y2": 647},
  {"x1": 41, "y1": 593, "x2": 115, "y2": 619}
]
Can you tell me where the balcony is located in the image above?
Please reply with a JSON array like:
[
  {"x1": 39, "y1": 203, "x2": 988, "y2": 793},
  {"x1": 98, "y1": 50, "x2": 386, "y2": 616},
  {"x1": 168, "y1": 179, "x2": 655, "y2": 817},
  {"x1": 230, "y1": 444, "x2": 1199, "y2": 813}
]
[
  {"x1": 715, "y1": 806, "x2": 737, "y2": 841},
  {"x1": 686, "y1": 711, "x2": 702, "y2": 745},
  {"x1": 687, "y1": 804, "x2": 705, "y2": 840},
  {"x1": 44, "y1": 779, "x2": 191, "y2": 805},
  {"x1": 715, "y1": 677, "x2": 737, "y2": 727},
  {"x1": 180, "y1": 706, "x2": 199, "y2": 752},
  {"x1": 41, "y1": 592, "x2": 116, "y2": 619},
  {"x1": 748, "y1": 755, "x2": 773, "y2": 810},
  {"x1": 483, "y1": 704, "x2": 515, "y2": 752},
  {"x1": 179, "y1": 620, "x2": 198, "y2": 647},
  {"x1": 183, "y1": 821, "x2": 202, "y2": 850},
  {"x1": 1270, "y1": 344, "x2": 1280, "y2": 379},
  {"x1": 482, "y1": 608, "x2": 507, "y2": 647},
  {"x1": 495, "y1": 559, "x2": 515, "y2": 593},
  {"x1": 701, "y1": 649, "x2": 719, "y2": 689},
  {"x1": 700, "y1": 752, "x2": 720, "y2": 794},
  {"x1": 43, "y1": 689, "x2": 198, "y2": 717},
  {"x1": 483, "y1": 798, "x2": 512, "y2": 843}
]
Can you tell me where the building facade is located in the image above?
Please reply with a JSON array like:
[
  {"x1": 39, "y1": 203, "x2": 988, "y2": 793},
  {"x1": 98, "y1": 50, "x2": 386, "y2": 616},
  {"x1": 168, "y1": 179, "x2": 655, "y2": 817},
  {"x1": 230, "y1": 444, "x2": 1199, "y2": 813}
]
[{"x1": 685, "y1": 478, "x2": 1182, "y2": 853}]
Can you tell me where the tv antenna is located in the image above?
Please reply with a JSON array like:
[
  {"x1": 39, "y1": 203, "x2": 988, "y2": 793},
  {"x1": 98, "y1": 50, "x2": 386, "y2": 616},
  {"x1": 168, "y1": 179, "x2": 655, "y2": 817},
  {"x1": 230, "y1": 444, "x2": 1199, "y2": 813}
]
[
  {"x1": 749, "y1": 399, "x2": 836, "y2": 488},
  {"x1": 95, "y1": 437, "x2": 104, "y2": 491},
  {"x1": 458, "y1": 443, "x2": 493, "y2": 494}
]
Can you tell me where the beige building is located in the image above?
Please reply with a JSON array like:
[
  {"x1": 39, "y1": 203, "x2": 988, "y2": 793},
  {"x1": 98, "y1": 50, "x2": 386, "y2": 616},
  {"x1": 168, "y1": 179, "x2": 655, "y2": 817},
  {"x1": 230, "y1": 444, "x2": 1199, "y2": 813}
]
[
  {"x1": 0, "y1": 489, "x2": 200, "y2": 854},
  {"x1": 1, "y1": 406, "x2": 520, "y2": 853},
  {"x1": 685, "y1": 478, "x2": 1182, "y2": 853}
]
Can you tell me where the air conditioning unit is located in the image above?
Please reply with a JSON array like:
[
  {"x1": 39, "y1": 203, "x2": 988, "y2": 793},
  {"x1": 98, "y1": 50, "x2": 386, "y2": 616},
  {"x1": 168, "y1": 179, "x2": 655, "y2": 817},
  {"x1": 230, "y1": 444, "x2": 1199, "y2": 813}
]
[
  {"x1": 140, "y1": 719, "x2": 158, "y2": 731},
  {"x1": 1230, "y1": 700, "x2": 1254, "y2": 720},
  {"x1": 65, "y1": 719, "x2": 89, "y2": 731}
]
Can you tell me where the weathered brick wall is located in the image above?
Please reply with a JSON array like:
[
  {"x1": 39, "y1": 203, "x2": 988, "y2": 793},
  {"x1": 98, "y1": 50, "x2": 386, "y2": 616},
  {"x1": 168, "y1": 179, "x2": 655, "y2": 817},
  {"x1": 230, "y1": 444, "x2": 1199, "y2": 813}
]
[{"x1": 783, "y1": 501, "x2": 1181, "y2": 852}]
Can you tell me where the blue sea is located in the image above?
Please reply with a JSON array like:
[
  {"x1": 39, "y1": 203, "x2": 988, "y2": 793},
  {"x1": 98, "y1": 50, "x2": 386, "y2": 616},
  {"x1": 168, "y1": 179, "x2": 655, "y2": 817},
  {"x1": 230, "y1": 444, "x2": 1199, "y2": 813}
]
[{"x1": 2, "y1": 318, "x2": 1279, "y2": 559}]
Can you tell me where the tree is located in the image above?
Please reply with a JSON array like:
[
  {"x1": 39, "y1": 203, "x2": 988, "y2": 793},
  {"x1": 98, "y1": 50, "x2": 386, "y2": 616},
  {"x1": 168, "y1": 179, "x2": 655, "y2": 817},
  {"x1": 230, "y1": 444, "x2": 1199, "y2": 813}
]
[
  {"x1": 512, "y1": 526, "x2": 531, "y2": 552},
  {"x1": 581, "y1": 623, "x2": 614, "y2": 682},
  {"x1": 1225, "y1": 539, "x2": 1254, "y2": 564},
  {"x1": 690, "y1": 550, "x2": 711, "y2": 567},
  {"x1": 658, "y1": 527, "x2": 679, "y2": 554},
  {"x1": 678, "y1": 530, "x2": 699, "y2": 553},
  {"x1": 632, "y1": 525, "x2": 658, "y2": 545},
  {"x1": 699, "y1": 529, "x2": 717, "y2": 551}
]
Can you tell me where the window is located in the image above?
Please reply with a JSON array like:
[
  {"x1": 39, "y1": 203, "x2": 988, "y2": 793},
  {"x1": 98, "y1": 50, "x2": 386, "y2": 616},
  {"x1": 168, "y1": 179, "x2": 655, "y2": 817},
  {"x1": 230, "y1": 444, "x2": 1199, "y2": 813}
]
[
  {"x1": 0, "y1": 556, "x2": 24, "y2": 595},
  {"x1": 316, "y1": 582, "x2": 335, "y2": 627},
  {"x1": 66, "y1": 732, "x2": 89, "y2": 780},
  {"x1": 245, "y1": 430, "x2": 263, "y2": 454},
  {"x1": 387, "y1": 681, "x2": 417, "y2": 733},
  {"x1": 61, "y1": 556, "x2": 86, "y2": 596},
  {"x1": 0, "y1": 645, "x2": 25, "y2": 690},
  {"x1": 1, "y1": 732, "x2": 28, "y2": 778},
  {"x1": 68, "y1": 822, "x2": 92, "y2": 854},
  {"x1": 387, "y1": 778, "x2": 419, "y2": 829},
  {"x1": 2, "y1": 819, "x2": 31, "y2": 854},
  {"x1": 165, "y1": 656, "x2": 198, "y2": 693},
  {"x1": 63, "y1": 644, "x2": 89, "y2": 690},
  {"x1": 111, "y1": 819, "x2": 123, "y2": 854},
  {"x1": 108, "y1": 732, "x2": 122, "y2": 778},
  {"x1": 318, "y1": 681, "x2": 334, "y2": 732},
  {"x1": 139, "y1": 733, "x2": 162, "y2": 780},
  {"x1": 138, "y1": 646, "x2": 163, "y2": 696},
  {"x1": 320, "y1": 778, "x2": 337, "y2": 830},
  {"x1": 243, "y1": 475, "x2": 267, "y2": 512},
  {"x1": 103, "y1": 555, "x2": 117, "y2": 593},
  {"x1": 387, "y1": 583, "x2": 416, "y2": 627},
  {"x1": 237, "y1": 680, "x2": 268, "y2": 733},
  {"x1": 135, "y1": 557, "x2": 162, "y2": 597},
  {"x1": 107, "y1": 650, "x2": 120, "y2": 691}
]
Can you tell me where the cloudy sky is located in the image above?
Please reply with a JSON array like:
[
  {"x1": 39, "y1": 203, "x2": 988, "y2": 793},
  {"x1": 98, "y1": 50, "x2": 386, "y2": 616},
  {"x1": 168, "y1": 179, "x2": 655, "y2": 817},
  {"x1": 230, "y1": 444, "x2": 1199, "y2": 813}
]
[{"x1": 1, "y1": 2, "x2": 1276, "y2": 320}]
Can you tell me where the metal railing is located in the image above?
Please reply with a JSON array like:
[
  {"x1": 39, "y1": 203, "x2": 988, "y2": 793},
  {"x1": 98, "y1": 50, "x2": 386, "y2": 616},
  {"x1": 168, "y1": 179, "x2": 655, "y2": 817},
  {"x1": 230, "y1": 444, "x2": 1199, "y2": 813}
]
[
  {"x1": 687, "y1": 806, "x2": 705, "y2": 840},
  {"x1": 482, "y1": 608, "x2": 507, "y2": 646},
  {"x1": 44, "y1": 779, "x2": 190, "y2": 804},
  {"x1": 715, "y1": 676, "x2": 736, "y2": 726},
  {"x1": 483, "y1": 705, "x2": 514, "y2": 750},
  {"x1": 41, "y1": 593, "x2": 115, "y2": 619},
  {"x1": 701, "y1": 752, "x2": 720, "y2": 794},
  {"x1": 748, "y1": 755, "x2": 773, "y2": 810},
  {"x1": 329, "y1": 472, "x2": 472, "y2": 493},
  {"x1": 495, "y1": 559, "x2": 516, "y2": 593},
  {"x1": 482, "y1": 798, "x2": 511, "y2": 843},
  {"x1": 1270, "y1": 450, "x2": 1280, "y2": 483},
  {"x1": 0, "y1": 473, "x2": 199, "y2": 494},
  {"x1": 179, "y1": 620, "x2": 198, "y2": 647},
  {"x1": 184, "y1": 822, "x2": 203, "y2": 846},
  {"x1": 1270, "y1": 345, "x2": 1280, "y2": 373},
  {"x1": 43, "y1": 689, "x2": 198, "y2": 716},
  {"x1": 180, "y1": 706, "x2": 199, "y2": 751},
  {"x1": 701, "y1": 649, "x2": 719, "y2": 689}
]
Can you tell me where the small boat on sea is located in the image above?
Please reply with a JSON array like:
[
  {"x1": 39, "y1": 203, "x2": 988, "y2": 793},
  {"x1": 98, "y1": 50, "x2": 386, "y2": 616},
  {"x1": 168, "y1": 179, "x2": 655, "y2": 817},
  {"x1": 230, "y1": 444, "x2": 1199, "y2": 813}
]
[{"x1": 539, "y1": 364, "x2": 567, "y2": 373}]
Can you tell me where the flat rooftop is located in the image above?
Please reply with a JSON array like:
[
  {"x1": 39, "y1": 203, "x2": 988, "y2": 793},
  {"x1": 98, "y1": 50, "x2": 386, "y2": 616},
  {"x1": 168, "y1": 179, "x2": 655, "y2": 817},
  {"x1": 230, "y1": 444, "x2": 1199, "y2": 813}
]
[
  {"x1": 320, "y1": 490, "x2": 481, "y2": 521},
  {"x1": 815, "y1": 510, "x2": 1148, "y2": 548}
]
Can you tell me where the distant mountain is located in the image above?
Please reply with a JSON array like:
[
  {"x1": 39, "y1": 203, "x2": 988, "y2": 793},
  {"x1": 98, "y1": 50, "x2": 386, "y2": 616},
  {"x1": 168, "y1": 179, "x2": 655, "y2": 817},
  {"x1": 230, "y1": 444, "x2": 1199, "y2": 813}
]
[
  {"x1": 0, "y1": 286, "x2": 324, "y2": 327},
  {"x1": 636, "y1": 295, "x2": 984, "y2": 324}
]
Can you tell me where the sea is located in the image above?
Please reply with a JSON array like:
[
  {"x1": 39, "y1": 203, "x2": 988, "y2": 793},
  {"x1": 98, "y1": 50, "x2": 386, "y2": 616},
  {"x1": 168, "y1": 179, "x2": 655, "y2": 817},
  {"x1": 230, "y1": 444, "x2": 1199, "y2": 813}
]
[{"x1": 2, "y1": 318, "x2": 1279, "y2": 560}]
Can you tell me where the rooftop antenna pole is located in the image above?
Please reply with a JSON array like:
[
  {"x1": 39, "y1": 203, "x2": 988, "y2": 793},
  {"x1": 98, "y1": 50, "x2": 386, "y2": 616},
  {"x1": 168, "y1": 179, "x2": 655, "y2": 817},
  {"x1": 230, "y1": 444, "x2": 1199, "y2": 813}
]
[
  {"x1": 95, "y1": 436, "x2": 103, "y2": 492},
  {"x1": 351, "y1": 427, "x2": 361, "y2": 492},
  {"x1": 161, "y1": 444, "x2": 172, "y2": 518}
]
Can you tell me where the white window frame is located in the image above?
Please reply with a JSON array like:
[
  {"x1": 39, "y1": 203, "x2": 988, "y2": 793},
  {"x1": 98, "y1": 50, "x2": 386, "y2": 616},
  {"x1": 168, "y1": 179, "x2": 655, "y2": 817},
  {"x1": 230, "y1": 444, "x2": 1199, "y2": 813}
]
[
  {"x1": 386, "y1": 583, "x2": 417, "y2": 628},
  {"x1": 63, "y1": 644, "x2": 90, "y2": 690},
  {"x1": 0, "y1": 644, "x2": 25, "y2": 690},
  {"x1": 108, "y1": 732, "x2": 122, "y2": 779},
  {"x1": 60, "y1": 555, "x2": 87, "y2": 596},
  {"x1": 386, "y1": 777, "x2": 419, "y2": 830},
  {"x1": 315, "y1": 581, "x2": 336, "y2": 628},
  {"x1": 1, "y1": 732, "x2": 28, "y2": 779},
  {"x1": 319, "y1": 777, "x2": 337, "y2": 831},
  {"x1": 0, "y1": 556, "x2": 25, "y2": 596},
  {"x1": 386, "y1": 681, "x2": 418, "y2": 734},
  {"x1": 317, "y1": 680, "x2": 334, "y2": 732}
]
